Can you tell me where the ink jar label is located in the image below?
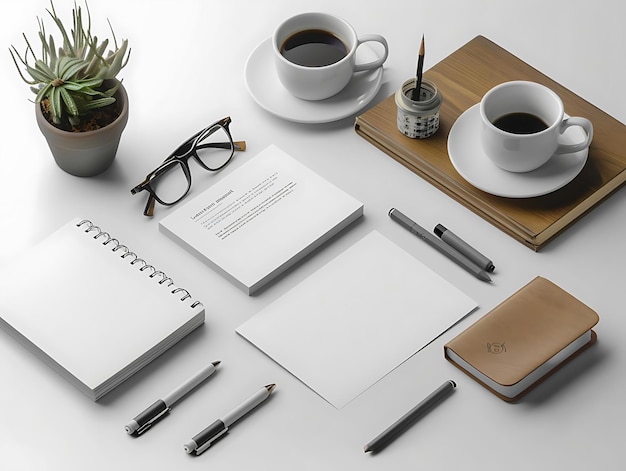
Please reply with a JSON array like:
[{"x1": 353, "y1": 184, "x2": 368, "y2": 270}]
[{"x1": 395, "y1": 78, "x2": 442, "y2": 139}]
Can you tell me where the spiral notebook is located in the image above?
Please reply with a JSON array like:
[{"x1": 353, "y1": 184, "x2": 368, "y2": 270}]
[{"x1": 0, "y1": 218, "x2": 205, "y2": 401}]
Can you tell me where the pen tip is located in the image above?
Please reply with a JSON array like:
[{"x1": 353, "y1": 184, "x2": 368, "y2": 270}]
[
  {"x1": 266, "y1": 384, "x2": 277, "y2": 393},
  {"x1": 364, "y1": 446, "x2": 372, "y2": 453},
  {"x1": 213, "y1": 360, "x2": 221, "y2": 367},
  {"x1": 419, "y1": 35, "x2": 425, "y2": 55}
]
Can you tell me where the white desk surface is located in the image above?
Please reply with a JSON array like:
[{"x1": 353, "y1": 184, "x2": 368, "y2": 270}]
[{"x1": 1, "y1": 1, "x2": 624, "y2": 469}]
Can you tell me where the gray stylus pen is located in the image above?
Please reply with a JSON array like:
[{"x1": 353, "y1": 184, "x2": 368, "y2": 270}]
[
  {"x1": 364, "y1": 380, "x2": 457, "y2": 453},
  {"x1": 434, "y1": 224, "x2": 495, "y2": 272},
  {"x1": 388, "y1": 208, "x2": 491, "y2": 282}
]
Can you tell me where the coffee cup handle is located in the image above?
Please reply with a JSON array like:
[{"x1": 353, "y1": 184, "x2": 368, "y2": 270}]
[
  {"x1": 353, "y1": 34, "x2": 389, "y2": 72},
  {"x1": 554, "y1": 117, "x2": 594, "y2": 155}
]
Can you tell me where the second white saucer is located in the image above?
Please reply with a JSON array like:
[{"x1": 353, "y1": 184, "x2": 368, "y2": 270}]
[
  {"x1": 447, "y1": 104, "x2": 588, "y2": 198},
  {"x1": 244, "y1": 38, "x2": 384, "y2": 124}
]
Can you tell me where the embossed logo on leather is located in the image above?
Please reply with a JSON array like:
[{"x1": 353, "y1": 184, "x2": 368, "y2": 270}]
[{"x1": 487, "y1": 342, "x2": 506, "y2": 354}]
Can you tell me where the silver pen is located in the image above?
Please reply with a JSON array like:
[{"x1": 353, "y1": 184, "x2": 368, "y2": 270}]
[
  {"x1": 434, "y1": 224, "x2": 495, "y2": 272},
  {"x1": 125, "y1": 361, "x2": 221, "y2": 435},
  {"x1": 184, "y1": 383, "x2": 276, "y2": 455},
  {"x1": 388, "y1": 208, "x2": 491, "y2": 282}
]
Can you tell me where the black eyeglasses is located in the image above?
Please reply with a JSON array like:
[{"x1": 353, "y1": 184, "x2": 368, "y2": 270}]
[{"x1": 131, "y1": 117, "x2": 246, "y2": 217}]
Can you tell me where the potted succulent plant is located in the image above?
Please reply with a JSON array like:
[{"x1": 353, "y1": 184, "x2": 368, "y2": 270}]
[{"x1": 10, "y1": 1, "x2": 130, "y2": 176}]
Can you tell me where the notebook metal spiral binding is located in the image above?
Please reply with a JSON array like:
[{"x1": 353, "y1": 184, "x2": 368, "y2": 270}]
[{"x1": 76, "y1": 219, "x2": 202, "y2": 308}]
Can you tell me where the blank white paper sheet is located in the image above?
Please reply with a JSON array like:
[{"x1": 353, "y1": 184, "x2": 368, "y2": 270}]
[{"x1": 236, "y1": 230, "x2": 477, "y2": 408}]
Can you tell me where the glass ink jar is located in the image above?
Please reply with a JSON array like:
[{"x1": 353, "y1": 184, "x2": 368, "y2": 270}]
[{"x1": 395, "y1": 78, "x2": 442, "y2": 139}]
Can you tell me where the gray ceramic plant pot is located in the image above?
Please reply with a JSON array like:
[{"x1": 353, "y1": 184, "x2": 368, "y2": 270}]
[{"x1": 35, "y1": 83, "x2": 129, "y2": 177}]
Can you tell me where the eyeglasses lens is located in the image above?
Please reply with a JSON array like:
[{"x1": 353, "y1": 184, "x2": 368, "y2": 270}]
[
  {"x1": 194, "y1": 124, "x2": 234, "y2": 170},
  {"x1": 150, "y1": 160, "x2": 190, "y2": 204}
]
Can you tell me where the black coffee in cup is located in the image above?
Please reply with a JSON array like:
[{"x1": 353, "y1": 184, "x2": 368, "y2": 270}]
[
  {"x1": 492, "y1": 112, "x2": 549, "y2": 134},
  {"x1": 280, "y1": 29, "x2": 348, "y2": 67}
]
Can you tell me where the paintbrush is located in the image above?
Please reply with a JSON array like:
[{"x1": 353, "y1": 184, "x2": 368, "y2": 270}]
[{"x1": 411, "y1": 35, "x2": 425, "y2": 101}]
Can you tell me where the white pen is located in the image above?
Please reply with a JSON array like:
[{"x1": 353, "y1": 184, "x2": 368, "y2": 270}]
[
  {"x1": 125, "y1": 361, "x2": 221, "y2": 435},
  {"x1": 184, "y1": 383, "x2": 276, "y2": 455}
]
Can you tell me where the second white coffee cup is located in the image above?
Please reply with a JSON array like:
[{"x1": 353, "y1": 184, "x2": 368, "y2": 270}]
[
  {"x1": 480, "y1": 81, "x2": 593, "y2": 173},
  {"x1": 272, "y1": 12, "x2": 389, "y2": 101}
]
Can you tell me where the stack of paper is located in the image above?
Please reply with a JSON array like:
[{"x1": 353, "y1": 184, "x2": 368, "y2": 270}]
[{"x1": 159, "y1": 145, "x2": 364, "y2": 294}]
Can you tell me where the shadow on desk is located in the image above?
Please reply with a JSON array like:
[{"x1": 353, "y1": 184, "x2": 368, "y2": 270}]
[
  {"x1": 521, "y1": 339, "x2": 608, "y2": 406},
  {"x1": 258, "y1": 80, "x2": 394, "y2": 132},
  {"x1": 96, "y1": 325, "x2": 210, "y2": 406}
]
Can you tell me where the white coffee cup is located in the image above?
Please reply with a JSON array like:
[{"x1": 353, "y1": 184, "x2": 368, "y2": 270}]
[
  {"x1": 480, "y1": 81, "x2": 593, "y2": 173},
  {"x1": 272, "y1": 12, "x2": 389, "y2": 101}
]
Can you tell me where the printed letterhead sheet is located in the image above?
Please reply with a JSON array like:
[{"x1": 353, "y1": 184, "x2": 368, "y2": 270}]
[
  {"x1": 236, "y1": 231, "x2": 478, "y2": 408},
  {"x1": 159, "y1": 145, "x2": 363, "y2": 294}
]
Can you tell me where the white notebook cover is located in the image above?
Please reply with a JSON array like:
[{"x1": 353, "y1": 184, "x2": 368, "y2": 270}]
[
  {"x1": 0, "y1": 218, "x2": 205, "y2": 400},
  {"x1": 159, "y1": 145, "x2": 364, "y2": 295},
  {"x1": 236, "y1": 231, "x2": 477, "y2": 408}
]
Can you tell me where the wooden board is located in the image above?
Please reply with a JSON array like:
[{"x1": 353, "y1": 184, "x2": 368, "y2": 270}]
[{"x1": 355, "y1": 36, "x2": 626, "y2": 250}]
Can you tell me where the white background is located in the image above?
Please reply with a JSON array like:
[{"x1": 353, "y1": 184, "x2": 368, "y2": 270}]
[{"x1": 1, "y1": 1, "x2": 624, "y2": 469}]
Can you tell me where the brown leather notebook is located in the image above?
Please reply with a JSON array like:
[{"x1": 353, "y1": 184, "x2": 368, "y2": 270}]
[
  {"x1": 444, "y1": 276, "x2": 599, "y2": 402},
  {"x1": 355, "y1": 35, "x2": 626, "y2": 250}
]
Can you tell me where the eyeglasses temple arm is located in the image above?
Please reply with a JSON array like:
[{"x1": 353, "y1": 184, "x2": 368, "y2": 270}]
[
  {"x1": 143, "y1": 195, "x2": 156, "y2": 217},
  {"x1": 194, "y1": 141, "x2": 247, "y2": 152}
]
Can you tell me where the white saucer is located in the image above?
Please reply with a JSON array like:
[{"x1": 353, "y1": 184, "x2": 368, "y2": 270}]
[
  {"x1": 447, "y1": 104, "x2": 588, "y2": 198},
  {"x1": 244, "y1": 38, "x2": 384, "y2": 124}
]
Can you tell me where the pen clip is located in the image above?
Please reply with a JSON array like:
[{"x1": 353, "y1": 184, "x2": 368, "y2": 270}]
[
  {"x1": 195, "y1": 427, "x2": 229, "y2": 455},
  {"x1": 136, "y1": 407, "x2": 171, "y2": 435}
]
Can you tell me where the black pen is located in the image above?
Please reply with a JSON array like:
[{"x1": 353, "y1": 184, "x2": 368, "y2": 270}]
[
  {"x1": 125, "y1": 361, "x2": 221, "y2": 435},
  {"x1": 184, "y1": 384, "x2": 276, "y2": 455},
  {"x1": 388, "y1": 208, "x2": 491, "y2": 282},
  {"x1": 434, "y1": 224, "x2": 495, "y2": 273},
  {"x1": 364, "y1": 380, "x2": 456, "y2": 453}
]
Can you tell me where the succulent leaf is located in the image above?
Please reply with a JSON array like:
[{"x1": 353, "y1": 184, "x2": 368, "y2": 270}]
[
  {"x1": 64, "y1": 78, "x2": 103, "y2": 92},
  {"x1": 25, "y1": 63, "x2": 51, "y2": 83},
  {"x1": 102, "y1": 80, "x2": 121, "y2": 97},
  {"x1": 35, "y1": 83, "x2": 52, "y2": 103},
  {"x1": 82, "y1": 97, "x2": 116, "y2": 110},
  {"x1": 35, "y1": 59, "x2": 55, "y2": 78},
  {"x1": 50, "y1": 86, "x2": 63, "y2": 123},
  {"x1": 60, "y1": 87, "x2": 78, "y2": 116},
  {"x1": 59, "y1": 57, "x2": 87, "y2": 80},
  {"x1": 48, "y1": 35, "x2": 58, "y2": 70}
]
